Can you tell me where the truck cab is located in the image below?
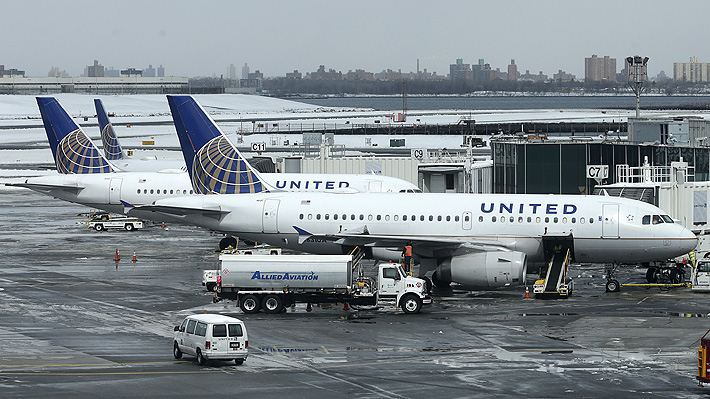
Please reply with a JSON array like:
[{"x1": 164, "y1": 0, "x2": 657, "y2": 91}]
[
  {"x1": 693, "y1": 259, "x2": 710, "y2": 292},
  {"x1": 375, "y1": 264, "x2": 432, "y2": 313}
]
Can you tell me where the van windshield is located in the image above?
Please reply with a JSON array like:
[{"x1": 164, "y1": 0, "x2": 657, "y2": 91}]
[
  {"x1": 228, "y1": 324, "x2": 243, "y2": 337},
  {"x1": 213, "y1": 324, "x2": 227, "y2": 337}
]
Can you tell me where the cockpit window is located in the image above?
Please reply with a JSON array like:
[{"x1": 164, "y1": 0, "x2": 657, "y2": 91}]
[
  {"x1": 642, "y1": 215, "x2": 650, "y2": 225},
  {"x1": 661, "y1": 215, "x2": 674, "y2": 223},
  {"x1": 652, "y1": 215, "x2": 663, "y2": 225}
]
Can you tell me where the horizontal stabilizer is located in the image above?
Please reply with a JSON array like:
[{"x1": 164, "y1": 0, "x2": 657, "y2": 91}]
[{"x1": 5, "y1": 180, "x2": 83, "y2": 193}]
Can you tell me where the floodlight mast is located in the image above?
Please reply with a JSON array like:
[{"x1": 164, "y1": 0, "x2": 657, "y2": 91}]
[{"x1": 627, "y1": 55, "x2": 649, "y2": 118}]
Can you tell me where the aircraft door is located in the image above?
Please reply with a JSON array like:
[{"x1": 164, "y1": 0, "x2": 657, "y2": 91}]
[
  {"x1": 109, "y1": 178, "x2": 122, "y2": 204},
  {"x1": 462, "y1": 211, "x2": 472, "y2": 230},
  {"x1": 602, "y1": 204, "x2": 619, "y2": 239},
  {"x1": 262, "y1": 199, "x2": 280, "y2": 233}
]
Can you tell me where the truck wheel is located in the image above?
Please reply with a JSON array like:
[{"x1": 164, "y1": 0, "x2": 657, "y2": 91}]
[
  {"x1": 196, "y1": 348, "x2": 206, "y2": 365},
  {"x1": 173, "y1": 342, "x2": 182, "y2": 359},
  {"x1": 94, "y1": 224, "x2": 104, "y2": 231},
  {"x1": 605, "y1": 279, "x2": 620, "y2": 293},
  {"x1": 262, "y1": 295, "x2": 283, "y2": 314},
  {"x1": 240, "y1": 294, "x2": 261, "y2": 314},
  {"x1": 234, "y1": 359, "x2": 244, "y2": 365},
  {"x1": 670, "y1": 268, "x2": 684, "y2": 284},
  {"x1": 205, "y1": 283, "x2": 216, "y2": 292},
  {"x1": 124, "y1": 223, "x2": 134, "y2": 231},
  {"x1": 219, "y1": 236, "x2": 238, "y2": 251},
  {"x1": 401, "y1": 294, "x2": 423, "y2": 314}
]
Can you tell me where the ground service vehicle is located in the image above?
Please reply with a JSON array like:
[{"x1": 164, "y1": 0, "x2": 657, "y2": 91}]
[
  {"x1": 173, "y1": 314, "x2": 248, "y2": 366},
  {"x1": 214, "y1": 252, "x2": 432, "y2": 314},
  {"x1": 87, "y1": 211, "x2": 143, "y2": 232},
  {"x1": 692, "y1": 259, "x2": 710, "y2": 292},
  {"x1": 203, "y1": 247, "x2": 283, "y2": 291}
]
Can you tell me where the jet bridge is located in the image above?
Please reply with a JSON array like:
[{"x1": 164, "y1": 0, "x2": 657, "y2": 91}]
[{"x1": 533, "y1": 236, "x2": 574, "y2": 298}]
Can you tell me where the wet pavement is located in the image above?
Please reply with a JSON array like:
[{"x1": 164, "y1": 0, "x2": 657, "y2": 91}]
[{"x1": 0, "y1": 189, "x2": 709, "y2": 398}]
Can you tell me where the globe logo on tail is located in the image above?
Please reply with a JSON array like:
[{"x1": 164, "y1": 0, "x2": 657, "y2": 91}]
[
  {"x1": 56, "y1": 130, "x2": 113, "y2": 174},
  {"x1": 101, "y1": 123, "x2": 123, "y2": 160},
  {"x1": 192, "y1": 136, "x2": 268, "y2": 194}
]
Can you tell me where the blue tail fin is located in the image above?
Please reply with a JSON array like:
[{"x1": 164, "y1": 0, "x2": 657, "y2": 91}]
[
  {"x1": 37, "y1": 97, "x2": 114, "y2": 174},
  {"x1": 166, "y1": 95, "x2": 269, "y2": 194},
  {"x1": 94, "y1": 99, "x2": 124, "y2": 160}
]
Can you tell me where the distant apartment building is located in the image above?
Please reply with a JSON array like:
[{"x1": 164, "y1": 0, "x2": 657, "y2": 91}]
[
  {"x1": 449, "y1": 58, "x2": 472, "y2": 80},
  {"x1": 306, "y1": 65, "x2": 342, "y2": 80},
  {"x1": 86, "y1": 60, "x2": 104, "y2": 77},
  {"x1": 584, "y1": 55, "x2": 616, "y2": 82},
  {"x1": 285, "y1": 70, "x2": 302, "y2": 79},
  {"x1": 1, "y1": 68, "x2": 25, "y2": 78},
  {"x1": 229, "y1": 64, "x2": 237, "y2": 79},
  {"x1": 674, "y1": 57, "x2": 710, "y2": 82},
  {"x1": 554, "y1": 70, "x2": 576, "y2": 83},
  {"x1": 345, "y1": 69, "x2": 374, "y2": 81},
  {"x1": 519, "y1": 70, "x2": 548, "y2": 82},
  {"x1": 47, "y1": 67, "x2": 69, "y2": 78},
  {"x1": 144, "y1": 65, "x2": 156, "y2": 78},
  {"x1": 241, "y1": 63, "x2": 249, "y2": 79},
  {"x1": 120, "y1": 68, "x2": 143, "y2": 77},
  {"x1": 375, "y1": 69, "x2": 402, "y2": 81},
  {"x1": 507, "y1": 59, "x2": 518, "y2": 81},
  {"x1": 157, "y1": 65, "x2": 165, "y2": 77}
]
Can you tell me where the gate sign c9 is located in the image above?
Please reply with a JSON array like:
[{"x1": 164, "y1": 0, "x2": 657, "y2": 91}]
[{"x1": 586, "y1": 165, "x2": 609, "y2": 180}]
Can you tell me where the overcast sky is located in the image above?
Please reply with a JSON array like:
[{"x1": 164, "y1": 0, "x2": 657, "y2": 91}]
[{"x1": 4, "y1": 0, "x2": 708, "y2": 79}]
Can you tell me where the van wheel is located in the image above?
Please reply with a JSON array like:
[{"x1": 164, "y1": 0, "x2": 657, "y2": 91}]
[
  {"x1": 196, "y1": 348, "x2": 206, "y2": 365},
  {"x1": 173, "y1": 342, "x2": 182, "y2": 359},
  {"x1": 124, "y1": 223, "x2": 134, "y2": 231},
  {"x1": 240, "y1": 294, "x2": 261, "y2": 314},
  {"x1": 400, "y1": 294, "x2": 423, "y2": 314},
  {"x1": 262, "y1": 295, "x2": 283, "y2": 314},
  {"x1": 94, "y1": 224, "x2": 104, "y2": 231},
  {"x1": 234, "y1": 359, "x2": 244, "y2": 365}
]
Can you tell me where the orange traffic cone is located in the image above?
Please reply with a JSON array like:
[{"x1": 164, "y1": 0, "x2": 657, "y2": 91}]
[
  {"x1": 114, "y1": 249, "x2": 120, "y2": 262},
  {"x1": 132, "y1": 251, "x2": 137, "y2": 263},
  {"x1": 161, "y1": 221, "x2": 165, "y2": 229},
  {"x1": 524, "y1": 286, "x2": 531, "y2": 299}
]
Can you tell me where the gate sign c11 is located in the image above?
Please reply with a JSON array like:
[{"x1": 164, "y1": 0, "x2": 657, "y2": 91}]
[
  {"x1": 586, "y1": 165, "x2": 609, "y2": 180},
  {"x1": 251, "y1": 142, "x2": 266, "y2": 152}
]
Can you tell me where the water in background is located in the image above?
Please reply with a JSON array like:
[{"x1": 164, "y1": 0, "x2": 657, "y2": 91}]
[{"x1": 294, "y1": 95, "x2": 710, "y2": 111}]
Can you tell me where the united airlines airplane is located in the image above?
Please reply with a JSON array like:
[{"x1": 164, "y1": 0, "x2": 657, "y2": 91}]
[
  {"x1": 10, "y1": 97, "x2": 420, "y2": 217},
  {"x1": 135, "y1": 95, "x2": 698, "y2": 289}
]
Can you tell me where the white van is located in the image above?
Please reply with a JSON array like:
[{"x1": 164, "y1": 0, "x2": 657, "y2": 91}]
[{"x1": 173, "y1": 314, "x2": 248, "y2": 365}]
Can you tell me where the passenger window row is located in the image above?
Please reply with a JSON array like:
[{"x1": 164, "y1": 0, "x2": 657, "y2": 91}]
[
  {"x1": 136, "y1": 188, "x2": 194, "y2": 195},
  {"x1": 298, "y1": 213, "x2": 596, "y2": 225}
]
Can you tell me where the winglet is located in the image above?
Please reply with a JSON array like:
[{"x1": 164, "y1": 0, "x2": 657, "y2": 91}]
[
  {"x1": 36, "y1": 97, "x2": 114, "y2": 174},
  {"x1": 94, "y1": 99, "x2": 124, "y2": 160},
  {"x1": 293, "y1": 226, "x2": 314, "y2": 244},
  {"x1": 166, "y1": 95, "x2": 270, "y2": 194}
]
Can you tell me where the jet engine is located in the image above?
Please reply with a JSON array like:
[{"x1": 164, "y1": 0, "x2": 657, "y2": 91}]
[{"x1": 433, "y1": 251, "x2": 527, "y2": 289}]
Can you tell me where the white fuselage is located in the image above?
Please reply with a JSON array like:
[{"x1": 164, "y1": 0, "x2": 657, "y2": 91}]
[{"x1": 149, "y1": 192, "x2": 698, "y2": 264}]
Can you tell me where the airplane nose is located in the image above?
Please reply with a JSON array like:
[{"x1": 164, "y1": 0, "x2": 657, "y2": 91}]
[{"x1": 679, "y1": 227, "x2": 698, "y2": 254}]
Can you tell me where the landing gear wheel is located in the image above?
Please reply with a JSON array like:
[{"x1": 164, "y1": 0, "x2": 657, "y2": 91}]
[
  {"x1": 173, "y1": 342, "x2": 182, "y2": 359},
  {"x1": 239, "y1": 294, "x2": 261, "y2": 314},
  {"x1": 219, "y1": 236, "x2": 238, "y2": 251},
  {"x1": 431, "y1": 271, "x2": 451, "y2": 288},
  {"x1": 262, "y1": 295, "x2": 283, "y2": 314},
  {"x1": 646, "y1": 267, "x2": 659, "y2": 283},
  {"x1": 234, "y1": 359, "x2": 244, "y2": 365},
  {"x1": 400, "y1": 294, "x2": 423, "y2": 314},
  {"x1": 94, "y1": 224, "x2": 104, "y2": 231},
  {"x1": 196, "y1": 348, "x2": 206, "y2": 365},
  {"x1": 124, "y1": 223, "x2": 134, "y2": 231},
  {"x1": 605, "y1": 279, "x2": 620, "y2": 293},
  {"x1": 670, "y1": 268, "x2": 684, "y2": 284}
]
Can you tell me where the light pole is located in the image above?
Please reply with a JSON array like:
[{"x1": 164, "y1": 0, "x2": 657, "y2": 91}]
[{"x1": 627, "y1": 56, "x2": 649, "y2": 118}]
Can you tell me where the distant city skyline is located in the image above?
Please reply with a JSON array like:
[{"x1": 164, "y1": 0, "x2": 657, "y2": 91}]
[{"x1": 3, "y1": 0, "x2": 709, "y2": 79}]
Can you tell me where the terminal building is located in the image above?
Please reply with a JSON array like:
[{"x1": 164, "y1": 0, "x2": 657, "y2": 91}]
[{"x1": 0, "y1": 76, "x2": 189, "y2": 94}]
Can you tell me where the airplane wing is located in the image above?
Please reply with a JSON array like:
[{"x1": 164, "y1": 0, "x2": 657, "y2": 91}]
[
  {"x1": 130, "y1": 204, "x2": 229, "y2": 219},
  {"x1": 5, "y1": 181, "x2": 83, "y2": 193},
  {"x1": 293, "y1": 225, "x2": 508, "y2": 256}
]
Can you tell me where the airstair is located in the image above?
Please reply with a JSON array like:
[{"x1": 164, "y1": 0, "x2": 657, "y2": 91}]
[{"x1": 533, "y1": 240, "x2": 573, "y2": 298}]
